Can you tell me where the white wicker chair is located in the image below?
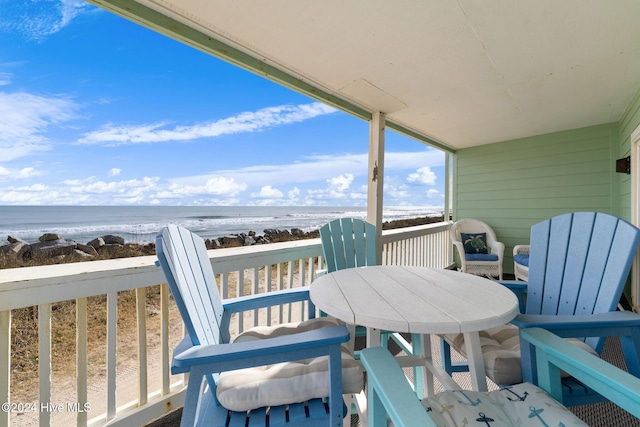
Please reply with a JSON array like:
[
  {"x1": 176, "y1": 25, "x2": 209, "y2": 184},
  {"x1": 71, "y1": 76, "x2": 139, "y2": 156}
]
[
  {"x1": 513, "y1": 244, "x2": 530, "y2": 281},
  {"x1": 450, "y1": 218, "x2": 504, "y2": 280}
]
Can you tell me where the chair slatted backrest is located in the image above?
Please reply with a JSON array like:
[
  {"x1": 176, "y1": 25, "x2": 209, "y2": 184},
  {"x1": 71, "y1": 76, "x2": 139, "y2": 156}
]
[
  {"x1": 156, "y1": 225, "x2": 225, "y2": 347},
  {"x1": 527, "y1": 212, "x2": 640, "y2": 350},
  {"x1": 320, "y1": 218, "x2": 378, "y2": 273}
]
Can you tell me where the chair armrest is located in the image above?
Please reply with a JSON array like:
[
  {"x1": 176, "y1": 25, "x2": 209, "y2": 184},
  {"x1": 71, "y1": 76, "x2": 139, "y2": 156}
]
[
  {"x1": 521, "y1": 328, "x2": 640, "y2": 417},
  {"x1": 452, "y1": 241, "x2": 465, "y2": 255},
  {"x1": 222, "y1": 286, "x2": 312, "y2": 313},
  {"x1": 514, "y1": 311, "x2": 640, "y2": 381},
  {"x1": 452, "y1": 241, "x2": 467, "y2": 268},
  {"x1": 512, "y1": 311, "x2": 640, "y2": 333},
  {"x1": 513, "y1": 244, "x2": 530, "y2": 256},
  {"x1": 497, "y1": 280, "x2": 528, "y2": 312},
  {"x1": 172, "y1": 324, "x2": 350, "y2": 373},
  {"x1": 498, "y1": 280, "x2": 528, "y2": 291},
  {"x1": 489, "y1": 240, "x2": 505, "y2": 258},
  {"x1": 360, "y1": 347, "x2": 436, "y2": 427}
]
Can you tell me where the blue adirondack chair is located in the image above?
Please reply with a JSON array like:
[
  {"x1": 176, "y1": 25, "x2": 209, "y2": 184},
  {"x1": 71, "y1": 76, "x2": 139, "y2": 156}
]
[
  {"x1": 319, "y1": 218, "x2": 425, "y2": 392},
  {"x1": 156, "y1": 225, "x2": 363, "y2": 427},
  {"x1": 319, "y1": 218, "x2": 378, "y2": 346},
  {"x1": 320, "y1": 218, "x2": 378, "y2": 274},
  {"x1": 320, "y1": 218, "x2": 404, "y2": 349},
  {"x1": 362, "y1": 327, "x2": 640, "y2": 427},
  {"x1": 441, "y1": 212, "x2": 640, "y2": 406}
]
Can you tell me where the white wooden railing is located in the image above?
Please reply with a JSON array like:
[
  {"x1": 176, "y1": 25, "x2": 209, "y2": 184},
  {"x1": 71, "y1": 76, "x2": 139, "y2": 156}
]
[{"x1": 0, "y1": 222, "x2": 452, "y2": 427}]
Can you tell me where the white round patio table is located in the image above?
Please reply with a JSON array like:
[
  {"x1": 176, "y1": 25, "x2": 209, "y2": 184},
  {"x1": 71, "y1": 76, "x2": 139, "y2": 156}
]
[{"x1": 310, "y1": 265, "x2": 519, "y2": 393}]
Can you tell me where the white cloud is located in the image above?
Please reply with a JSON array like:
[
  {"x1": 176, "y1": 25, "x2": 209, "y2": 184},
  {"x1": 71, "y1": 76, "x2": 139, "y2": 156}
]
[
  {"x1": 0, "y1": 0, "x2": 92, "y2": 41},
  {"x1": 328, "y1": 174, "x2": 353, "y2": 192},
  {"x1": 287, "y1": 187, "x2": 301, "y2": 203},
  {"x1": 78, "y1": 102, "x2": 337, "y2": 145},
  {"x1": 304, "y1": 173, "x2": 354, "y2": 202},
  {"x1": 172, "y1": 150, "x2": 443, "y2": 189},
  {"x1": 65, "y1": 176, "x2": 159, "y2": 196},
  {"x1": 251, "y1": 185, "x2": 283, "y2": 199},
  {"x1": 0, "y1": 72, "x2": 12, "y2": 86},
  {"x1": 157, "y1": 176, "x2": 247, "y2": 199},
  {"x1": 0, "y1": 147, "x2": 444, "y2": 206},
  {"x1": 385, "y1": 183, "x2": 411, "y2": 200},
  {"x1": 407, "y1": 166, "x2": 437, "y2": 185},
  {"x1": 0, "y1": 91, "x2": 79, "y2": 161},
  {"x1": 426, "y1": 189, "x2": 440, "y2": 197},
  {"x1": 0, "y1": 166, "x2": 40, "y2": 181}
]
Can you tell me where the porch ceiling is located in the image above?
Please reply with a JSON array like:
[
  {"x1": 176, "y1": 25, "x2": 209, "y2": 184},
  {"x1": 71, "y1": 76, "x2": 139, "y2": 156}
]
[{"x1": 92, "y1": 0, "x2": 640, "y2": 152}]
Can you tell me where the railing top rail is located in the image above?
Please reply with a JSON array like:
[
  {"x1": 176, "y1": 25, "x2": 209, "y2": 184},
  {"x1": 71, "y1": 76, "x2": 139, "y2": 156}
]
[
  {"x1": 381, "y1": 221, "x2": 451, "y2": 243},
  {"x1": 0, "y1": 222, "x2": 451, "y2": 311}
]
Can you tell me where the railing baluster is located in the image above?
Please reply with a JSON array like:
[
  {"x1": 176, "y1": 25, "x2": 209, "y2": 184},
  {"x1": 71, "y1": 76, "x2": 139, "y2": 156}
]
[
  {"x1": 0, "y1": 310, "x2": 10, "y2": 427},
  {"x1": 265, "y1": 265, "x2": 272, "y2": 326},
  {"x1": 38, "y1": 303, "x2": 51, "y2": 427},
  {"x1": 136, "y1": 288, "x2": 148, "y2": 406},
  {"x1": 252, "y1": 268, "x2": 260, "y2": 328},
  {"x1": 238, "y1": 269, "x2": 245, "y2": 332},
  {"x1": 76, "y1": 298, "x2": 88, "y2": 427},
  {"x1": 277, "y1": 263, "x2": 284, "y2": 324},
  {"x1": 106, "y1": 292, "x2": 117, "y2": 421},
  {"x1": 221, "y1": 273, "x2": 229, "y2": 300},
  {"x1": 160, "y1": 284, "x2": 170, "y2": 396},
  {"x1": 287, "y1": 261, "x2": 294, "y2": 323},
  {"x1": 298, "y1": 259, "x2": 305, "y2": 321}
]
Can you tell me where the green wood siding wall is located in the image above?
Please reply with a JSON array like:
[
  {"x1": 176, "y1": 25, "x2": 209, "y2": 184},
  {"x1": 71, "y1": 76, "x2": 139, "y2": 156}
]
[
  {"x1": 618, "y1": 87, "x2": 640, "y2": 222},
  {"x1": 453, "y1": 123, "x2": 618, "y2": 275},
  {"x1": 616, "y1": 87, "x2": 640, "y2": 305}
]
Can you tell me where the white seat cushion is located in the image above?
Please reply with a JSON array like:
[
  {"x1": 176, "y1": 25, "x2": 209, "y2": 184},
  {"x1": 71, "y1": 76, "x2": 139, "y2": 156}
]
[
  {"x1": 444, "y1": 324, "x2": 598, "y2": 385},
  {"x1": 216, "y1": 316, "x2": 363, "y2": 412},
  {"x1": 421, "y1": 382, "x2": 588, "y2": 426}
]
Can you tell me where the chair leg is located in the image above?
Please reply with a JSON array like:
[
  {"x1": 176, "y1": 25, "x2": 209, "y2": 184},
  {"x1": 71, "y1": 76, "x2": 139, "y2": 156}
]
[
  {"x1": 342, "y1": 395, "x2": 351, "y2": 427},
  {"x1": 621, "y1": 331, "x2": 640, "y2": 377},
  {"x1": 441, "y1": 338, "x2": 454, "y2": 376},
  {"x1": 181, "y1": 370, "x2": 206, "y2": 427},
  {"x1": 440, "y1": 338, "x2": 469, "y2": 375}
]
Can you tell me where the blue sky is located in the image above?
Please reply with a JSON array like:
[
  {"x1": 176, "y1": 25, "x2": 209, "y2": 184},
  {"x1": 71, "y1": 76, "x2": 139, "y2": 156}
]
[{"x1": 0, "y1": 0, "x2": 445, "y2": 207}]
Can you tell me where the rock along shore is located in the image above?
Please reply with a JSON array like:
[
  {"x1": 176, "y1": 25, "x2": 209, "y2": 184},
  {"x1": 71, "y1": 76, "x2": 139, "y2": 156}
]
[{"x1": 0, "y1": 215, "x2": 444, "y2": 268}]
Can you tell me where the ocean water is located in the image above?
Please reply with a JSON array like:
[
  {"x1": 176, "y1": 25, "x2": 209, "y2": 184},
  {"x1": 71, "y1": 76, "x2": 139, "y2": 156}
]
[{"x1": 0, "y1": 205, "x2": 443, "y2": 244}]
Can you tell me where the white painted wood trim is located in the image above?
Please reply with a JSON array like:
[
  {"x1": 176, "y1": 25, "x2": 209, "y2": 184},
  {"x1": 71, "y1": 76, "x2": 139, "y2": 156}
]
[{"x1": 632, "y1": 123, "x2": 640, "y2": 312}]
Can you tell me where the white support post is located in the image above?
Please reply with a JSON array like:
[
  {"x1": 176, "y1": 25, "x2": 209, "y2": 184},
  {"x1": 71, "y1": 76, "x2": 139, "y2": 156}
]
[
  {"x1": 367, "y1": 112, "x2": 386, "y2": 261},
  {"x1": 444, "y1": 153, "x2": 451, "y2": 221}
]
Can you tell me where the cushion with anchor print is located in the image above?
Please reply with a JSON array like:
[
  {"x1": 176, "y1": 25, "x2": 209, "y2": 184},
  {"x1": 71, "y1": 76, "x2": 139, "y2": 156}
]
[{"x1": 420, "y1": 382, "x2": 587, "y2": 426}]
